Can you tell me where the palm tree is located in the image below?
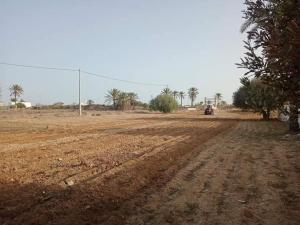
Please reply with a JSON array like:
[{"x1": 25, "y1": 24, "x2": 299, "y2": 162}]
[
  {"x1": 87, "y1": 99, "x2": 94, "y2": 105},
  {"x1": 127, "y1": 92, "x2": 138, "y2": 109},
  {"x1": 117, "y1": 92, "x2": 130, "y2": 110},
  {"x1": 161, "y1": 87, "x2": 172, "y2": 95},
  {"x1": 105, "y1": 88, "x2": 120, "y2": 109},
  {"x1": 215, "y1": 93, "x2": 222, "y2": 106},
  {"x1": 188, "y1": 87, "x2": 199, "y2": 107},
  {"x1": 179, "y1": 91, "x2": 185, "y2": 107},
  {"x1": 172, "y1": 90, "x2": 179, "y2": 100},
  {"x1": 9, "y1": 84, "x2": 23, "y2": 107}
]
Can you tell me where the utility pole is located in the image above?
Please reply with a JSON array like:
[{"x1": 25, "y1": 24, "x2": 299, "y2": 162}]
[
  {"x1": 214, "y1": 95, "x2": 217, "y2": 108},
  {"x1": 79, "y1": 69, "x2": 82, "y2": 116}
]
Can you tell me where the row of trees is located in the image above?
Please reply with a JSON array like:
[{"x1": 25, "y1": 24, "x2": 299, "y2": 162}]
[
  {"x1": 237, "y1": 0, "x2": 300, "y2": 132},
  {"x1": 8, "y1": 84, "x2": 221, "y2": 113},
  {"x1": 161, "y1": 87, "x2": 199, "y2": 107},
  {"x1": 149, "y1": 87, "x2": 202, "y2": 113},
  {"x1": 105, "y1": 88, "x2": 140, "y2": 110}
]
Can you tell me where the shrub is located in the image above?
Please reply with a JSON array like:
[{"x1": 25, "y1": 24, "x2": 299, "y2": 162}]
[
  {"x1": 135, "y1": 101, "x2": 149, "y2": 109},
  {"x1": 16, "y1": 102, "x2": 26, "y2": 108},
  {"x1": 51, "y1": 102, "x2": 64, "y2": 109},
  {"x1": 149, "y1": 94, "x2": 178, "y2": 113}
]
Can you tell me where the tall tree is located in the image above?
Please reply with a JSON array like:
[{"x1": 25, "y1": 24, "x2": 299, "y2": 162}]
[
  {"x1": 172, "y1": 90, "x2": 179, "y2": 100},
  {"x1": 9, "y1": 84, "x2": 23, "y2": 107},
  {"x1": 188, "y1": 87, "x2": 199, "y2": 107},
  {"x1": 87, "y1": 99, "x2": 94, "y2": 105},
  {"x1": 117, "y1": 92, "x2": 130, "y2": 110},
  {"x1": 161, "y1": 87, "x2": 172, "y2": 95},
  {"x1": 215, "y1": 93, "x2": 222, "y2": 106},
  {"x1": 105, "y1": 88, "x2": 120, "y2": 109},
  {"x1": 238, "y1": 0, "x2": 300, "y2": 131},
  {"x1": 127, "y1": 92, "x2": 138, "y2": 109},
  {"x1": 179, "y1": 91, "x2": 185, "y2": 107}
]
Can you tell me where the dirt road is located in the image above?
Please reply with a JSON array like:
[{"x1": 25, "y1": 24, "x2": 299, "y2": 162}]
[{"x1": 0, "y1": 110, "x2": 299, "y2": 225}]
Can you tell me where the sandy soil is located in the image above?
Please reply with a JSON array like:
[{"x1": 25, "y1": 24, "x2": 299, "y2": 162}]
[{"x1": 0, "y1": 109, "x2": 299, "y2": 225}]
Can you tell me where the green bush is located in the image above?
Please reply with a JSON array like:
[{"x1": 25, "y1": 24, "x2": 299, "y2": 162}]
[
  {"x1": 16, "y1": 102, "x2": 26, "y2": 108},
  {"x1": 149, "y1": 94, "x2": 178, "y2": 113}
]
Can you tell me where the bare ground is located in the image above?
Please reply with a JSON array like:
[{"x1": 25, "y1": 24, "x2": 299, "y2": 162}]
[{"x1": 0, "y1": 109, "x2": 299, "y2": 225}]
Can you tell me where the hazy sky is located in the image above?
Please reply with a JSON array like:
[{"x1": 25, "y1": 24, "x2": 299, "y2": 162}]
[{"x1": 1, "y1": 0, "x2": 246, "y2": 105}]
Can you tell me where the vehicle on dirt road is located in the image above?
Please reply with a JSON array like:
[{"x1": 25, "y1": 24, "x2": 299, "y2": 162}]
[{"x1": 204, "y1": 105, "x2": 214, "y2": 115}]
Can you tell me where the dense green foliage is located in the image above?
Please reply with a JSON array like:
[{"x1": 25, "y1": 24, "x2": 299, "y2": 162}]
[
  {"x1": 105, "y1": 89, "x2": 139, "y2": 110},
  {"x1": 16, "y1": 102, "x2": 26, "y2": 108},
  {"x1": 233, "y1": 78, "x2": 279, "y2": 119},
  {"x1": 238, "y1": 0, "x2": 300, "y2": 131},
  {"x1": 233, "y1": 87, "x2": 248, "y2": 109},
  {"x1": 149, "y1": 94, "x2": 178, "y2": 113}
]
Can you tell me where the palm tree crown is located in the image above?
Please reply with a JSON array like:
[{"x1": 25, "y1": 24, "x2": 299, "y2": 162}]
[
  {"x1": 215, "y1": 93, "x2": 222, "y2": 99},
  {"x1": 215, "y1": 93, "x2": 222, "y2": 106},
  {"x1": 161, "y1": 87, "x2": 172, "y2": 95},
  {"x1": 127, "y1": 92, "x2": 138, "y2": 108},
  {"x1": 188, "y1": 87, "x2": 199, "y2": 107},
  {"x1": 172, "y1": 90, "x2": 179, "y2": 100},
  {"x1": 105, "y1": 88, "x2": 120, "y2": 109},
  {"x1": 9, "y1": 84, "x2": 23, "y2": 104}
]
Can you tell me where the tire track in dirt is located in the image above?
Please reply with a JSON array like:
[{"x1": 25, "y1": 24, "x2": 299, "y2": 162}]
[
  {"x1": 73, "y1": 121, "x2": 219, "y2": 184},
  {"x1": 105, "y1": 120, "x2": 300, "y2": 225},
  {"x1": 0, "y1": 118, "x2": 236, "y2": 225},
  {"x1": 116, "y1": 121, "x2": 242, "y2": 225},
  {"x1": 0, "y1": 120, "x2": 172, "y2": 151},
  {"x1": 0, "y1": 120, "x2": 218, "y2": 186},
  {"x1": 2, "y1": 112, "x2": 298, "y2": 225},
  {"x1": 0, "y1": 120, "x2": 184, "y2": 184}
]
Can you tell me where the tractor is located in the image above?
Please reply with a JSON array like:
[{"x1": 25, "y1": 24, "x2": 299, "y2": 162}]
[{"x1": 204, "y1": 105, "x2": 214, "y2": 115}]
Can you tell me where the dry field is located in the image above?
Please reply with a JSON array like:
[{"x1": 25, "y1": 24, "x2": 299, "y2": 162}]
[{"x1": 0, "y1": 109, "x2": 299, "y2": 225}]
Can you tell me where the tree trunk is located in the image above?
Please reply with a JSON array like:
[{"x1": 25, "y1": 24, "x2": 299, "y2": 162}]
[
  {"x1": 181, "y1": 97, "x2": 183, "y2": 107},
  {"x1": 289, "y1": 105, "x2": 299, "y2": 132},
  {"x1": 14, "y1": 93, "x2": 17, "y2": 109},
  {"x1": 261, "y1": 110, "x2": 270, "y2": 120}
]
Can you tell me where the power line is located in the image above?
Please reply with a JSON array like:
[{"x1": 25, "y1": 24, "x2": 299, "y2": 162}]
[
  {"x1": 81, "y1": 70, "x2": 167, "y2": 87},
  {"x1": 0, "y1": 62, "x2": 77, "y2": 72},
  {"x1": 0, "y1": 61, "x2": 168, "y2": 116},
  {"x1": 0, "y1": 62, "x2": 167, "y2": 87}
]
